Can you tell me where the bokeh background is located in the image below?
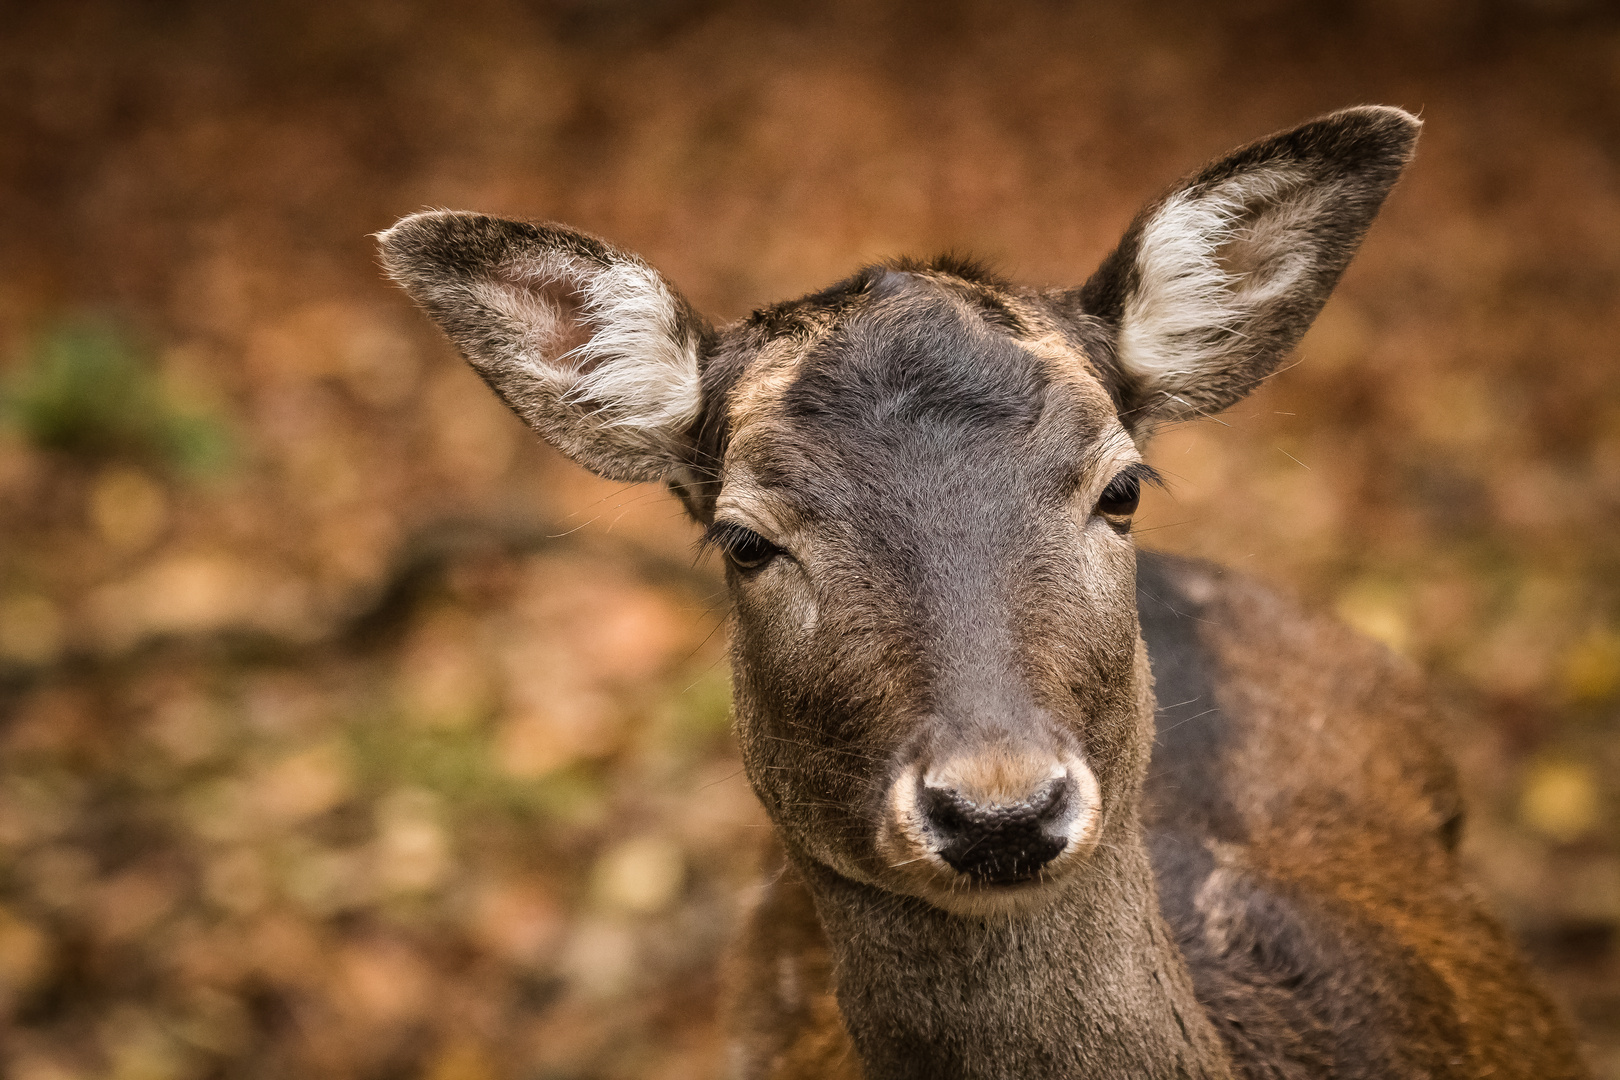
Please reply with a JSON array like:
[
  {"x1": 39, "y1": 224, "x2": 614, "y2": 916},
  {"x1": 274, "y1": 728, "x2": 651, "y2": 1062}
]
[{"x1": 2, "y1": 1, "x2": 1617, "y2": 1077}]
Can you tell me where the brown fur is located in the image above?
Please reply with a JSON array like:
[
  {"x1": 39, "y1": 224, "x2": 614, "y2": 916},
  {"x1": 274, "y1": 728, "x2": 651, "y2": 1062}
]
[
  {"x1": 1153, "y1": 560, "x2": 1583, "y2": 1078},
  {"x1": 724, "y1": 556, "x2": 1585, "y2": 1080},
  {"x1": 725, "y1": 840, "x2": 863, "y2": 1080},
  {"x1": 379, "y1": 107, "x2": 1590, "y2": 1080}
]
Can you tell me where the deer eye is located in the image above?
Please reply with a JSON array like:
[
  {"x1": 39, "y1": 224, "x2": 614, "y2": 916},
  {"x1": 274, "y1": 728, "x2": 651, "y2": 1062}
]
[
  {"x1": 707, "y1": 521, "x2": 782, "y2": 571},
  {"x1": 1096, "y1": 471, "x2": 1142, "y2": 519}
]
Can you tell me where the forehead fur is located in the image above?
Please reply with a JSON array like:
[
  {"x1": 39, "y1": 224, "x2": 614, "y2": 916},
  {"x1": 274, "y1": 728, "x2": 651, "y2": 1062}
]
[{"x1": 716, "y1": 263, "x2": 1118, "y2": 481}]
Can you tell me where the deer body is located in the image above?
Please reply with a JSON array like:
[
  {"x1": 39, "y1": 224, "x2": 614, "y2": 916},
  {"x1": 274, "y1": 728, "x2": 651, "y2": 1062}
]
[
  {"x1": 729, "y1": 552, "x2": 1579, "y2": 1079},
  {"x1": 379, "y1": 108, "x2": 1589, "y2": 1079}
]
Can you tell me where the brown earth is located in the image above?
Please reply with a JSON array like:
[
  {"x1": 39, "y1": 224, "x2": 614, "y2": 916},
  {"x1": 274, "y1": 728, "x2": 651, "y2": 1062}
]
[{"x1": 1, "y1": 1, "x2": 1617, "y2": 1077}]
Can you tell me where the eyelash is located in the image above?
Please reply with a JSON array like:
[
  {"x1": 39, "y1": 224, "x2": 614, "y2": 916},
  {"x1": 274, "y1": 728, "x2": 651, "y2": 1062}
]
[{"x1": 703, "y1": 520, "x2": 783, "y2": 570}]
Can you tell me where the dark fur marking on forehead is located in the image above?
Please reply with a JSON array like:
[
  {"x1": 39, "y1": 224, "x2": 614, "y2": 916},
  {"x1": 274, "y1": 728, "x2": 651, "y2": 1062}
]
[
  {"x1": 682, "y1": 259, "x2": 1087, "y2": 518},
  {"x1": 782, "y1": 281, "x2": 1048, "y2": 436}
]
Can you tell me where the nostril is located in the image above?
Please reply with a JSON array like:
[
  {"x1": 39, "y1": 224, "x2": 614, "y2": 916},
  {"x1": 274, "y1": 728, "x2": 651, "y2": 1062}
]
[
  {"x1": 1023, "y1": 777, "x2": 1066, "y2": 819},
  {"x1": 919, "y1": 775, "x2": 1076, "y2": 884}
]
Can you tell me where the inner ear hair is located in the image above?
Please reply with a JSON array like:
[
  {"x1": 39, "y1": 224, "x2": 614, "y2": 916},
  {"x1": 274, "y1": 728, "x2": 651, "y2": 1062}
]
[
  {"x1": 1076, "y1": 106, "x2": 1421, "y2": 432},
  {"x1": 378, "y1": 211, "x2": 708, "y2": 484}
]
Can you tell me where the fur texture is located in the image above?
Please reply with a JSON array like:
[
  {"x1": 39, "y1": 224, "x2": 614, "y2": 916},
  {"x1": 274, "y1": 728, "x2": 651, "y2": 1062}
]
[
  {"x1": 379, "y1": 107, "x2": 1589, "y2": 1080},
  {"x1": 1079, "y1": 106, "x2": 1420, "y2": 430},
  {"x1": 378, "y1": 211, "x2": 705, "y2": 482}
]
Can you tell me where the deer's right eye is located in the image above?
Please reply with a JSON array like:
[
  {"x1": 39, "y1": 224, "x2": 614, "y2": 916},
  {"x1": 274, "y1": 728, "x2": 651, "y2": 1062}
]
[{"x1": 706, "y1": 521, "x2": 782, "y2": 571}]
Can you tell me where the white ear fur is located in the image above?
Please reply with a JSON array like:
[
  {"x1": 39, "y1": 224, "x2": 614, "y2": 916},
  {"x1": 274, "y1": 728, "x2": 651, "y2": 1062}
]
[
  {"x1": 470, "y1": 255, "x2": 701, "y2": 437},
  {"x1": 379, "y1": 212, "x2": 705, "y2": 483},
  {"x1": 1081, "y1": 106, "x2": 1420, "y2": 429},
  {"x1": 1120, "y1": 169, "x2": 1319, "y2": 391}
]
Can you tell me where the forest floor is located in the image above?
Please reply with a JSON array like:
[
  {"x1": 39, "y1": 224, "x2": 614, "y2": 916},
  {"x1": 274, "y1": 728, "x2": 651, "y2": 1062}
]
[{"x1": 2, "y1": 1, "x2": 1618, "y2": 1077}]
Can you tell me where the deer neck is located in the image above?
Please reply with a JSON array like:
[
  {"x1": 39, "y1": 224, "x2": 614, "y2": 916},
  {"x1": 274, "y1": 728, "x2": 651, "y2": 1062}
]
[{"x1": 791, "y1": 820, "x2": 1233, "y2": 1080}]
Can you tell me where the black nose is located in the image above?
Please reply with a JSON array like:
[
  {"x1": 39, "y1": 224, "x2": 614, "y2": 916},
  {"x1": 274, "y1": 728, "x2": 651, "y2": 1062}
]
[{"x1": 920, "y1": 776, "x2": 1074, "y2": 884}]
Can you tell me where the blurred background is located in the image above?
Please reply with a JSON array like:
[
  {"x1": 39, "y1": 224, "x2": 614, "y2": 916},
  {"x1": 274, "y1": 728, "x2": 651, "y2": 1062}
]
[{"x1": 1, "y1": 0, "x2": 1617, "y2": 1077}]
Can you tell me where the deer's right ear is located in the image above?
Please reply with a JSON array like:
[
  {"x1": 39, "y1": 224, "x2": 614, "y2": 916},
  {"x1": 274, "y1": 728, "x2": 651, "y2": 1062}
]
[
  {"x1": 378, "y1": 211, "x2": 707, "y2": 483},
  {"x1": 1076, "y1": 106, "x2": 1420, "y2": 433}
]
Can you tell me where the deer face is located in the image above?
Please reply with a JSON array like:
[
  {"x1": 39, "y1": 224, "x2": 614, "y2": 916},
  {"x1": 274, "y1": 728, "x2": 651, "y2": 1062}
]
[
  {"x1": 707, "y1": 271, "x2": 1150, "y2": 914},
  {"x1": 379, "y1": 106, "x2": 1419, "y2": 917}
]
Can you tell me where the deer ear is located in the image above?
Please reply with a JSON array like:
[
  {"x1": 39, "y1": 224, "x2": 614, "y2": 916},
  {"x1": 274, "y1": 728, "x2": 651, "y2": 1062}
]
[
  {"x1": 378, "y1": 211, "x2": 706, "y2": 483},
  {"x1": 1076, "y1": 106, "x2": 1419, "y2": 431}
]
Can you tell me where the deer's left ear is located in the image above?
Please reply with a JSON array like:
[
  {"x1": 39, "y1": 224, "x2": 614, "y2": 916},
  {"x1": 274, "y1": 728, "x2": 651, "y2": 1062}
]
[
  {"x1": 378, "y1": 211, "x2": 707, "y2": 483},
  {"x1": 1075, "y1": 106, "x2": 1419, "y2": 431}
]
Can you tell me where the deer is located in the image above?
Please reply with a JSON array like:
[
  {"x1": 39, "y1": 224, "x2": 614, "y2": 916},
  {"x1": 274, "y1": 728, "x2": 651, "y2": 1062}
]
[{"x1": 377, "y1": 106, "x2": 1590, "y2": 1080}]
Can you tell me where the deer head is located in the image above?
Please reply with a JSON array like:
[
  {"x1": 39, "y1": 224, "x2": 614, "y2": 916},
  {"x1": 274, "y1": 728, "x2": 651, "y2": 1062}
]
[{"x1": 379, "y1": 106, "x2": 1418, "y2": 918}]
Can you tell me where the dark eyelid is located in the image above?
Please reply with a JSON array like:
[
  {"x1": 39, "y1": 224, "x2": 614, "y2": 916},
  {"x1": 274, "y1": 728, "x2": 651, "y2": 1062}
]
[
  {"x1": 1073, "y1": 461, "x2": 1166, "y2": 497},
  {"x1": 702, "y1": 518, "x2": 774, "y2": 554}
]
